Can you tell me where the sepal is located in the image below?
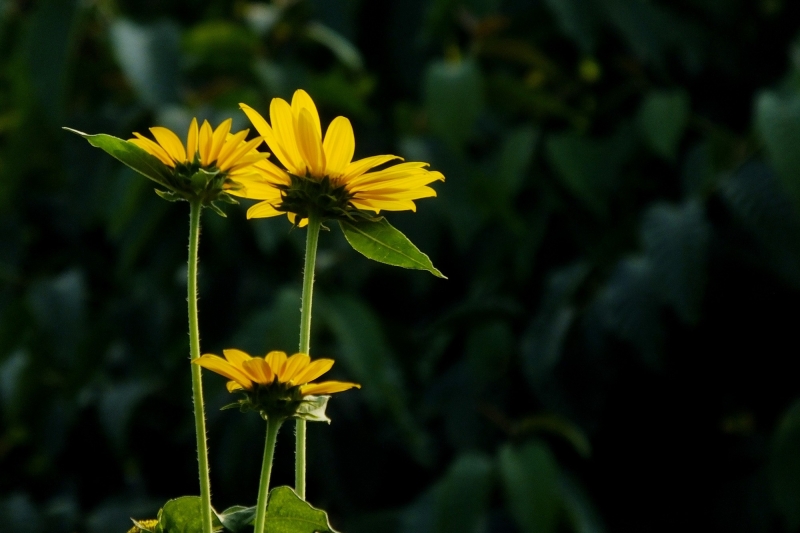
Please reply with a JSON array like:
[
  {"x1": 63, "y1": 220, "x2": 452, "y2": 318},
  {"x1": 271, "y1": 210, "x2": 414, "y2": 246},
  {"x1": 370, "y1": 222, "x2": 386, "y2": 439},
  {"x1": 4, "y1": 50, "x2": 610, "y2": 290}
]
[{"x1": 295, "y1": 395, "x2": 331, "y2": 423}]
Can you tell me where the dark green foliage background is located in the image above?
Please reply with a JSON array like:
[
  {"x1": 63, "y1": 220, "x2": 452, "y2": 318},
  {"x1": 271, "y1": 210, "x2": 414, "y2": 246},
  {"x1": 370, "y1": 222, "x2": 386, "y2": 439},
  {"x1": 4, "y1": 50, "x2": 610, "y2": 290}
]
[{"x1": 2, "y1": 0, "x2": 800, "y2": 532}]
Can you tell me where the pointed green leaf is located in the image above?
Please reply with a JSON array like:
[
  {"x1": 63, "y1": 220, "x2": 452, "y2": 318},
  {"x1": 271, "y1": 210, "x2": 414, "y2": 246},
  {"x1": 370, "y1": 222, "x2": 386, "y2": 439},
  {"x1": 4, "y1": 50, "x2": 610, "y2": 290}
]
[
  {"x1": 155, "y1": 496, "x2": 221, "y2": 533},
  {"x1": 499, "y1": 441, "x2": 562, "y2": 533},
  {"x1": 63, "y1": 128, "x2": 173, "y2": 188},
  {"x1": 264, "y1": 486, "x2": 337, "y2": 533},
  {"x1": 339, "y1": 219, "x2": 446, "y2": 278},
  {"x1": 215, "y1": 506, "x2": 255, "y2": 533}
]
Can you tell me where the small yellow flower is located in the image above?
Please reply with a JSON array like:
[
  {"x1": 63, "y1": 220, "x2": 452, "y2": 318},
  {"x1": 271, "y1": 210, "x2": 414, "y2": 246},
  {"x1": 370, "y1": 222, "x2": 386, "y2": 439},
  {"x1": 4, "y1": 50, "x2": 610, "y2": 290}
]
[
  {"x1": 128, "y1": 118, "x2": 271, "y2": 206},
  {"x1": 233, "y1": 89, "x2": 444, "y2": 225},
  {"x1": 193, "y1": 349, "x2": 360, "y2": 420}
]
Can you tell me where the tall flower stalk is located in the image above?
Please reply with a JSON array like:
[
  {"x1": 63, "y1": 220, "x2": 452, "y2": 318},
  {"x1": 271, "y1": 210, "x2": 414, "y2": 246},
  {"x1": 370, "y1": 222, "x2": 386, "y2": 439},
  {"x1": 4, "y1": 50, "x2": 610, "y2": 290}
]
[
  {"x1": 187, "y1": 199, "x2": 214, "y2": 533},
  {"x1": 296, "y1": 210, "x2": 322, "y2": 498}
]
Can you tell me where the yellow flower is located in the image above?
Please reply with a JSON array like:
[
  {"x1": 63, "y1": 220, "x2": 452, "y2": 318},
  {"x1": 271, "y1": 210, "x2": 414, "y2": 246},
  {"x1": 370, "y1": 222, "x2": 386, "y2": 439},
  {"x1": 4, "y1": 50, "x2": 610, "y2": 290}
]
[
  {"x1": 193, "y1": 349, "x2": 360, "y2": 420},
  {"x1": 233, "y1": 89, "x2": 444, "y2": 225},
  {"x1": 128, "y1": 118, "x2": 270, "y2": 206}
]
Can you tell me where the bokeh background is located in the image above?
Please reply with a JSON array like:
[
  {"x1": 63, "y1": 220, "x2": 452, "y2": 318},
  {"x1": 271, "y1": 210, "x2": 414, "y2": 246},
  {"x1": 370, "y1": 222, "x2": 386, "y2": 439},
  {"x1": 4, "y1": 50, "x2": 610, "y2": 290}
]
[{"x1": 3, "y1": 0, "x2": 800, "y2": 531}]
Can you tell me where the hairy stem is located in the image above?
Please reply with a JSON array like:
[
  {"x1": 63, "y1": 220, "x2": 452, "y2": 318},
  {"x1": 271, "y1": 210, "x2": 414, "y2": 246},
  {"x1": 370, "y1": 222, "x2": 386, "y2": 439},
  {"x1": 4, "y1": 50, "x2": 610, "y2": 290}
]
[
  {"x1": 296, "y1": 211, "x2": 322, "y2": 499},
  {"x1": 254, "y1": 417, "x2": 283, "y2": 533},
  {"x1": 188, "y1": 200, "x2": 213, "y2": 533}
]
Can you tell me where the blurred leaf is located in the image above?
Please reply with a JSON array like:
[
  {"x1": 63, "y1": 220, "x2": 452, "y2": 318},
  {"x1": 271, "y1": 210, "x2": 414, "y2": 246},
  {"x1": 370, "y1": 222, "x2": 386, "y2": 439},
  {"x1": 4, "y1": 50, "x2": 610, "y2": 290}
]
[
  {"x1": 243, "y1": 3, "x2": 282, "y2": 37},
  {"x1": 306, "y1": 70, "x2": 375, "y2": 120},
  {"x1": 305, "y1": 21, "x2": 363, "y2": 71},
  {"x1": 110, "y1": 19, "x2": 181, "y2": 108},
  {"x1": 592, "y1": 256, "x2": 663, "y2": 367},
  {"x1": 601, "y1": 0, "x2": 668, "y2": 68},
  {"x1": 295, "y1": 394, "x2": 331, "y2": 423},
  {"x1": 515, "y1": 415, "x2": 591, "y2": 458},
  {"x1": 25, "y1": 0, "x2": 79, "y2": 121},
  {"x1": 264, "y1": 486, "x2": 336, "y2": 533},
  {"x1": 681, "y1": 142, "x2": 717, "y2": 198},
  {"x1": 62, "y1": 129, "x2": 173, "y2": 189},
  {"x1": 318, "y1": 294, "x2": 429, "y2": 461},
  {"x1": 26, "y1": 270, "x2": 86, "y2": 364},
  {"x1": 522, "y1": 263, "x2": 589, "y2": 395},
  {"x1": 155, "y1": 496, "x2": 209, "y2": 533},
  {"x1": 0, "y1": 349, "x2": 29, "y2": 421},
  {"x1": 542, "y1": 0, "x2": 597, "y2": 53},
  {"x1": 184, "y1": 21, "x2": 257, "y2": 74},
  {"x1": 545, "y1": 128, "x2": 634, "y2": 215},
  {"x1": 719, "y1": 161, "x2": 800, "y2": 288},
  {"x1": 215, "y1": 505, "x2": 255, "y2": 533},
  {"x1": 98, "y1": 379, "x2": 157, "y2": 451},
  {"x1": 488, "y1": 125, "x2": 538, "y2": 211},
  {"x1": 499, "y1": 440, "x2": 562, "y2": 533},
  {"x1": 637, "y1": 89, "x2": 690, "y2": 160},
  {"x1": 755, "y1": 91, "x2": 800, "y2": 211},
  {"x1": 0, "y1": 493, "x2": 43, "y2": 533},
  {"x1": 641, "y1": 199, "x2": 709, "y2": 324},
  {"x1": 339, "y1": 219, "x2": 446, "y2": 278},
  {"x1": 433, "y1": 454, "x2": 494, "y2": 533},
  {"x1": 770, "y1": 398, "x2": 800, "y2": 530},
  {"x1": 424, "y1": 58, "x2": 484, "y2": 148},
  {"x1": 558, "y1": 474, "x2": 605, "y2": 533},
  {"x1": 465, "y1": 320, "x2": 513, "y2": 385}
]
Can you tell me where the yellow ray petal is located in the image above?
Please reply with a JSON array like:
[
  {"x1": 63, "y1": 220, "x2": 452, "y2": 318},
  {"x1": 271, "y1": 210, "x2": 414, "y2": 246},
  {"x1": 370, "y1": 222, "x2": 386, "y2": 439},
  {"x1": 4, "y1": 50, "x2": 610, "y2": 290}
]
[
  {"x1": 186, "y1": 118, "x2": 199, "y2": 161},
  {"x1": 194, "y1": 354, "x2": 253, "y2": 389},
  {"x1": 281, "y1": 353, "x2": 311, "y2": 383},
  {"x1": 131, "y1": 134, "x2": 174, "y2": 166},
  {"x1": 300, "y1": 381, "x2": 361, "y2": 396},
  {"x1": 231, "y1": 178, "x2": 284, "y2": 200},
  {"x1": 323, "y1": 116, "x2": 355, "y2": 177},
  {"x1": 295, "y1": 108, "x2": 326, "y2": 177},
  {"x1": 292, "y1": 358, "x2": 334, "y2": 385},
  {"x1": 222, "y1": 348, "x2": 252, "y2": 367},
  {"x1": 287, "y1": 212, "x2": 309, "y2": 227},
  {"x1": 270, "y1": 98, "x2": 306, "y2": 174},
  {"x1": 240, "y1": 103, "x2": 298, "y2": 175},
  {"x1": 265, "y1": 350, "x2": 288, "y2": 375},
  {"x1": 220, "y1": 136, "x2": 264, "y2": 171},
  {"x1": 226, "y1": 381, "x2": 244, "y2": 392},
  {"x1": 291, "y1": 89, "x2": 322, "y2": 140},
  {"x1": 215, "y1": 130, "x2": 249, "y2": 171},
  {"x1": 150, "y1": 127, "x2": 186, "y2": 162},
  {"x1": 348, "y1": 173, "x2": 443, "y2": 193},
  {"x1": 346, "y1": 162, "x2": 434, "y2": 187},
  {"x1": 242, "y1": 358, "x2": 274, "y2": 385},
  {"x1": 208, "y1": 119, "x2": 232, "y2": 165},
  {"x1": 199, "y1": 120, "x2": 214, "y2": 166},
  {"x1": 355, "y1": 186, "x2": 438, "y2": 200},
  {"x1": 350, "y1": 198, "x2": 417, "y2": 211},
  {"x1": 247, "y1": 201, "x2": 283, "y2": 219},
  {"x1": 342, "y1": 154, "x2": 403, "y2": 181}
]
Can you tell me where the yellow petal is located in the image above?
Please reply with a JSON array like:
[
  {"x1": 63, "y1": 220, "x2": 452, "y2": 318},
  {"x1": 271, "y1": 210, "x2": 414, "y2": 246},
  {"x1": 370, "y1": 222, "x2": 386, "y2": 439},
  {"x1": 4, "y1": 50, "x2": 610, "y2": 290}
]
[
  {"x1": 300, "y1": 381, "x2": 361, "y2": 396},
  {"x1": 199, "y1": 120, "x2": 214, "y2": 166},
  {"x1": 131, "y1": 134, "x2": 174, "y2": 166},
  {"x1": 295, "y1": 108, "x2": 326, "y2": 177},
  {"x1": 346, "y1": 162, "x2": 434, "y2": 188},
  {"x1": 231, "y1": 178, "x2": 283, "y2": 200},
  {"x1": 208, "y1": 119, "x2": 232, "y2": 165},
  {"x1": 242, "y1": 358, "x2": 274, "y2": 385},
  {"x1": 270, "y1": 98, "x2": 306, "y2": 174},
  {"x1": 215, "y1": 130, "x2": 249, "y2": 170},
  {"x1": 221, "y1": 136, "x2": 264, "y2": 171},
  {"x1": 342, "y1": 154, "x2": 403, "y2": 181},
  {"x1": 193, "y1": 354, "x2": 253, "y2": 389},
  {"x1": 265, "y1": 350, "x2": 288, "y2": 375},
  {"x1": 281, "y1": 353, "x2": 311, "y2": 383},
  {"x1": 186, "y1": 118, "x2": 199, "y2": 161},
  {"x1": 240, "y1": 103, "x2": 297, "y2": 174},
  {"x1": 150, "y1": 127, "x2": 186, "y2": 162},
  {"x1": 247, "y1": 201, "x2": 283, "y2": 219},
  {"x1": 349, "y1": 198, "x2": 417, "y2": 212},
  {"x1": 292, "y1": 358, "x2": 334, "y2": 385},
  {"x1": 226, "y1": 380, "x2": 244, "y2": 392},
  {"x1": 355, "y1": 186, "x2": 437, "y2": 200},
  {"x1": 323, "y1": 116, "x2": 355, "y2": 177},
  {"x1": 291, "y1": 89, "x2": 322, "y2": 140},
  {"x1": 222, "y1": 348, "x2": 252, "y2": 366},
  {"x1": 286, "y1": 212, "x2": 309, "y2": 227}
]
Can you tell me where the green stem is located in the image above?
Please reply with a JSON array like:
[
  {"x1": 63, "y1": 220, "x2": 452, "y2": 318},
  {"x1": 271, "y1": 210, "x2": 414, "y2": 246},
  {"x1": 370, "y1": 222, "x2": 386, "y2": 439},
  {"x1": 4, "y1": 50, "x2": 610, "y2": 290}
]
[
  {"x1": 254, "y1": 417, "x2": 283, "y2": 533},
  {"x1": 188, "y1": 200, "x2": 213, "y2": 533},
  {"x1": 296, "y1": 211, "x2": 322, "y2": 499}
]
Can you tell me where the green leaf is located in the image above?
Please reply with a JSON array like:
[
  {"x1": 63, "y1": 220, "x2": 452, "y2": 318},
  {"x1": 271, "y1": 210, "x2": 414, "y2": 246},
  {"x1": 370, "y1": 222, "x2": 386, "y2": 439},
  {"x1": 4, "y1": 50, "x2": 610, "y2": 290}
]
[
  {"x1": 215, "y1": 506, "x2": 255, "y2": 533},
  {"x1": 770, "y1": 398, "x2": 800, "y2": 530},
  {"x1": 304, "y1": 22, "x2": 363, "y2": 71},
  {"x1": 156, "y1": 497, "x2": 208, "y2": 533},
  {"x1": 62, "y1": 129, "x2": 172, "y2": 188},
  {"x1": 637, "y1": 89, "x2": 690, "y2": 160},
  {"x1": 433, "y1": 454, "x2": 494, "y2": 533},
  {"x1": 499, "y1": 440, "x2": 562, "y2": 533},
  {"x1": 339, "y1": 219, "x2": 446, "y2": 278},
  {"x1": 264, "y1": 486, "x2": 336, "y2": 533},
  {"x1": 755, "y1": 91, "x2": 800, "y2": 211},
  {"x1": 423, "y1": 58, "x2": 484, "y2": 148}
]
